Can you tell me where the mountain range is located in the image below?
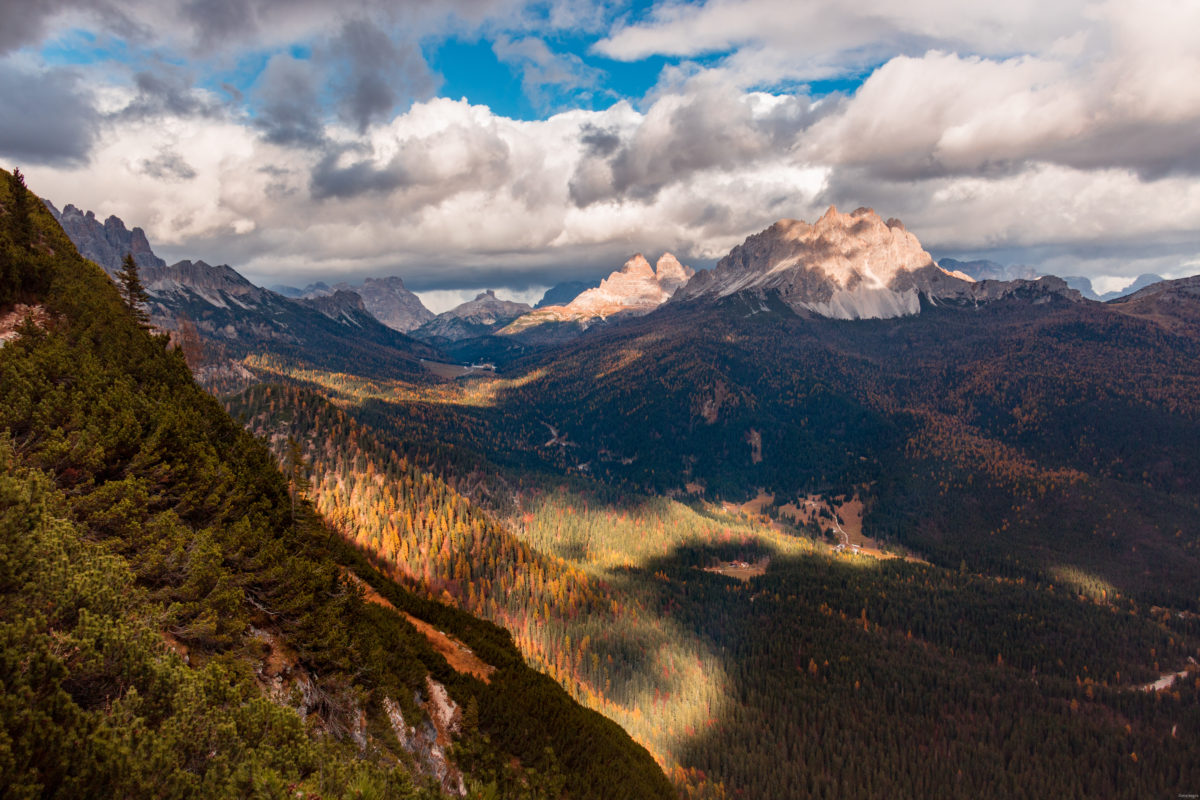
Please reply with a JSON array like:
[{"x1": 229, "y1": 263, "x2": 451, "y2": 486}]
[{"x1": 45, "y1": 199, "x2": 1178, "y2": 366}]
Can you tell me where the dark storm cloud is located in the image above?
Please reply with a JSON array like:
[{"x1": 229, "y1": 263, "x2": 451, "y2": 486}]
[
  {"x1": 252, "y1": 54, "x2": 325, "y2": 147},
  {"x1": 1046, "y1": 120, "x2": 1200, "y2": 181},
  {"x1": 116, "y1": 64, "x2": 226, "y2": 120},
  {"x1": 138, "y1": 149, "x2": 197, "y2": 181},
  {"x1": 0, "y1": 0, "x2": 116, "y2": 54},
  {"x1": 0, "y1": 61, "x2": 100, "y2": 166},
  {"x1": 326, "y1": 18, "x2": 438, "y2": 133},
  {"x1": 309, "y1": 148, "x2": 406, "y2": 200},
  {"x1": 579, "y1": 124, "x2": 621, "y2": 156},
  {"x1": 180, "y1": 0, "x2": 258, "y2": 48}
]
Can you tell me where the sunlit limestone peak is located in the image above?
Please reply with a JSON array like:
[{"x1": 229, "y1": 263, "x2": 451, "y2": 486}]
[
  {"x1": 676, "y1": 206, "x2": 972, "y2": 320},
  {"x1": 502, "y1": 253, "x2": 696, "y2": 339},
  {"x1": 564, "y1": 253, "x2": 696, "y2": 317}
]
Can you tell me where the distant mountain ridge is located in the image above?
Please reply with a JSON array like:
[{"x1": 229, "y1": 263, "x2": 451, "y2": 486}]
[
  {"x1": 301, "y1": 276, "x2": 434, "y2": 332},
  {"x1": 1064, "y1": 273, "x2": 1165, "y2": 302},
  {"x1": 936, "y1": 257, "x2": 1166, "y2": 303},
  {"x1": 414, "y1": 290, "x2": 533, "y2": 342},
  {"x1": 51, "y1": 203, "x2": 436, "y2": 384}
]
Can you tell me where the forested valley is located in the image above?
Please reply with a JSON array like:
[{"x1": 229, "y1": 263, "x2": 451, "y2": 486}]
[
  {"x1": 226, "y1": 362, "x2": 1200, "y2": 798},
  {"x1": 7, "y1": 162, "x2": 1200, "y2": 799}
]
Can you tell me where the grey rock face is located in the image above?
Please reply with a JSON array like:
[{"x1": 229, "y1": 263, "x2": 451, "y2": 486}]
[
  {"x1": 302, "y1": 276, "x2": 433, "y2": 332},
  {"x1": 53, "y1": 204, "x2": 166, "y2": 274}
]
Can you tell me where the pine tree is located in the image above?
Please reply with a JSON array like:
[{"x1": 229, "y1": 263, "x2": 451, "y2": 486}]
[
  {"x1": 7, "y1": 167, "x2": 33, "y2": 253},
  {"x1": 117, "y1": 253, "x2": 150, "y2": 325},
  {"x1": 285, "y1": 435, "x2": 311, "y2": 525}
]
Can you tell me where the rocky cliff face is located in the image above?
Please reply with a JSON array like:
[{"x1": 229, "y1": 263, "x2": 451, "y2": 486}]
[
  {"x1": 145, "y1": 259, "x2": 270, "y2": 305},
  {"x1": 47, "y1": 202, "x2": 166, "y2": 274},
  {"x1": 357, "y1": 276, "x2": 434, "y2": 332},
  {"x1": 300, "y1": 289, "x2": 375, "y2": 327},
  {"x1": 674, "y1": 206, "x2": 1078, "y2": 319}
]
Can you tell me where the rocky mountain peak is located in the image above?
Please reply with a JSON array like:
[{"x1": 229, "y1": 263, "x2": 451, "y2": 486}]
[
  {"x1": 412, "y1": 290, "x2": 532, "y2": 342},
  {"x1": 298, "y1": 275, "x2": 432, "y2": 332},
  {"x1": 676, "y1": 208, "x2": 960, "y2": 319},
  {"x1": 53, "y1": 203, "x2": 165, "y2": 275},
  {"x1": 354, "y1": 275, "x2": 433, "y2": 332},
  {"x1": 563, "y1": 252, "x2": 695, "y2": 318},
  {"x1": 499, "y1": 252, "x2": 696, "y2": 339},
  {"x1": 654, "y1": 253, "x2": 694, "y2": 295},
  {"x1": 619, "y1": 254, "x2": 655, "y2": 279}
]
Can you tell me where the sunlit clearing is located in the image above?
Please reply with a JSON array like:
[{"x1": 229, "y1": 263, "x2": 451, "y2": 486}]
[
  {"x1": 1050, "y1": 565, "x2": 1119, "y2": 602},
  {"x1": 516, "y1": 487, "x2": 816, "y2": 571},
  {"x1": 243, "y1": 354, "x2": 544, "y2": 408}
]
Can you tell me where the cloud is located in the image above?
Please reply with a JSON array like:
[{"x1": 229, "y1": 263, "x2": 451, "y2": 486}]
[
  {"x1": 569, "y1": 75, "x2": 826, "y2": 206},
  {"x1": 116, "y1": 62, "x2": 227, "y2": 120},
  {"x1": 11, "y1": 0, "x2": 1200, "y2": 295},
  {"x1": 594, "y1": 0, "x2": 1090, "y2": 72},
  {"x1": 2, "y1": 0, "x2": 535, "y2": 56},
  {"x1": 578, "y1": 123, "x2": 621, "y2": 156},
  {"x1": 309, "y1": 98, "x2": 514, "y2": 201},
  {"x1": 137, "y1": 148, "x2": 197, "y2": 180},
  {"x1": 800, "y1": 29, "x2": 1200, "y2": 182},
  {"x1": 492, "y1": 35, "x2": 602, "y2": 109},
  {"x1": 326, "y1": 18, "x2": 438, "y2": 132},
  {"x1": 251, "y1": 53, "x2": 325, "y2": 146},
  {"x1": 0, "y1": 0, "x2": 119, "y2": 55},
  {"x1": 0, "y1": 60, "x2": 100, "y2": 166}
]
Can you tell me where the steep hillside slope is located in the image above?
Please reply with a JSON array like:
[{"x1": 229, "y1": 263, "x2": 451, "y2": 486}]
[
  {"x1": 0, "y1": 169, "x2": 672, "y2": 800},
  {"x1": 1109, "y1": 274, "x2": 1200, "y2": 332}
]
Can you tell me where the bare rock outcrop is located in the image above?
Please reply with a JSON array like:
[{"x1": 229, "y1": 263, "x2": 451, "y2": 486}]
[{"x1": 49, "y1": 203, "x2": 166, "y2": 275}]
